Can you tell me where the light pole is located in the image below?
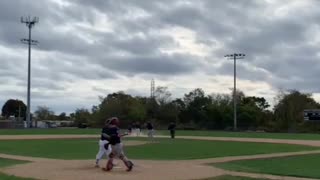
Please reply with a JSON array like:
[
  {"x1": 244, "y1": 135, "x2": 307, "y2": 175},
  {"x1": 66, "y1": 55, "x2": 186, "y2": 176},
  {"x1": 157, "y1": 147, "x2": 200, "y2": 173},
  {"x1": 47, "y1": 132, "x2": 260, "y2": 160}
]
[
  {"x1": 21, "y1": 16, "x2": 39, "y2": 128},
  {"x1": 224, "y1": 53, "x2": 245, "y2": 131}
]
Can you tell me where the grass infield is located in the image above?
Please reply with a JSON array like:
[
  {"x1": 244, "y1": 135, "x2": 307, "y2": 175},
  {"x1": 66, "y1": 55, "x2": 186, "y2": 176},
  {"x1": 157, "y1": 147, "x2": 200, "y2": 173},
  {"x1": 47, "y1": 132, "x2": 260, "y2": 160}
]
[
  {"x1": 0, "y1": 158, "x2": 35, "y2": 180},
  {"x1": 1, "y1": 128, "x2": 320, "y2": 140},
  {"x1": 213, "y1": 153, "x2": 320, "y2": 179},
  {"x1": 199, "y1": 175, "x2": 269, "y2": 180},
  {"x1": 0, "y1": 158, "x2": 29, "y2": 168},
  {"x1": 0, "y1": 138, "x2": 317, "y2": 160}
]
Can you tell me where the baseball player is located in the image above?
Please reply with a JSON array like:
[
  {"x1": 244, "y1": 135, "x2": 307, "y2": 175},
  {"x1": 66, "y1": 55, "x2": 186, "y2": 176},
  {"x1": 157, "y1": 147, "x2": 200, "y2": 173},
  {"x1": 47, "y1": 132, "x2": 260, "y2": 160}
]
[
  {"x1": 103, "y1": 117, "x2": 134, "y2": 172},
  {"x1": 95, "y1": 118, "x2": 112, "y2": 168},
  {"x1": 146, "y1": 121, "x2": 155, "y2": 141},
  {"x1": 168, "y1": 121, "x2": 176, "y2": 139}
]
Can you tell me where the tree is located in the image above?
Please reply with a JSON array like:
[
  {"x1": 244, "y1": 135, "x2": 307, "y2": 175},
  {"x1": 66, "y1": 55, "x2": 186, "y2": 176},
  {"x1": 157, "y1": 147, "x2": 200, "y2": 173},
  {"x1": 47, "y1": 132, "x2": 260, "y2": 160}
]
[
  {"x1": 242, "y1": 96, "x2": 270, "y2": 110},
  {"x1": 273, "y1": 90, "x2": 320, "y2": 132},
  {"x1": 154, "y1": 86, "x2": 172, "y2": 105},
  {"x1": 34, "y1": 106, "x2": 55, "y2": 120},
  {"x1": 1, "y1": 99, "x2": 27, "y2": 119},
  {"x1": 58, "y1": 112, "x2": 67, "y2": 120},
  {"x1": 74, "y1": 108, "x2": 91, "y2": 127},
  {"x1": 156, "y1": 102, "x2": 180, "y2": 124},
  {"x1": 183, "y1": 88, "x2": 205, "y2": 106},
  {"x1": 239, "y1": 96, "x2": 271, "y2": 129},
  {"x1": 181, "y1": 88, "x2": 211, "y2": 127},
  {"x1": 206, "y1": 93, "x2": 233, "y2": 130},
  {"x1": 95, "y1": 92, "x2": 134, "y2": 126},
  {"x1": 128, "y1": 98, "x2": 147, "y2": 122}
]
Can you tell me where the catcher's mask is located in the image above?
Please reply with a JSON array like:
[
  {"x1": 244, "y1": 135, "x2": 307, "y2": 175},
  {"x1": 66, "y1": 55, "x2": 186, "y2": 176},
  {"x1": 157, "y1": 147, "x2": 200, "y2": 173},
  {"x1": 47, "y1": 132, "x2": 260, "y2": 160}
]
[
  {"x1": 105, "y1": 118, "x2": 111, "y2": 125},
  {"x1": 110, "y1": 117, "x2": 120, "y2": 126}
]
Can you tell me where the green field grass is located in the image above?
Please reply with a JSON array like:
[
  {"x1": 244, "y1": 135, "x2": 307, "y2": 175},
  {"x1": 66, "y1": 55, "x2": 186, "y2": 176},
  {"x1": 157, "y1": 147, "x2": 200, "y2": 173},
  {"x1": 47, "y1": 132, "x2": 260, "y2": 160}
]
[
  {"x1": 0, "y1": 158, "x2": 29, "y2": 168},
  {"x1": 0, "y1": 128, "x2": 100, "y2": 135},
  {"x1": 0, "y1": 158, "x2": 35, "y2": 180},
  {"x1": 0, "y1": 138, "x2": 317, "y2": 160},
  {"x1": 161, "y1": 130, "x2": 320, "y2": 140},
  {"x1": 199, "y1": 175, "x2": 268, "y2": 180},
  {"x1": 2, "y1": 128, "x2": 320, "y2": 140},
  {"x1": 0, "y1": 173, "x2": 36, "y2": 180},
  {"x1": 214, "y1": 154, "x2": 320, "y2": 179}
]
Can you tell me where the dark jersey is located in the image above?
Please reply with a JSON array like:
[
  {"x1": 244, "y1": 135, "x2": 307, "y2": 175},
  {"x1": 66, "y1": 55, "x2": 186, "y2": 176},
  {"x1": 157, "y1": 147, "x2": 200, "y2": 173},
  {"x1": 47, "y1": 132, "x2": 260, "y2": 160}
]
[
  {"x1": 147, "y1": 123, "x2": 153, "y2": 130},
  {"x1": 106, "y1": 126, "x2": 121, "y2": 144},
  {"x1": 168, "y1": 123, "x2": 176, "y2": 131},
  {"x1": 100, "y1": 126, "x2": 109, "y2": 140}
]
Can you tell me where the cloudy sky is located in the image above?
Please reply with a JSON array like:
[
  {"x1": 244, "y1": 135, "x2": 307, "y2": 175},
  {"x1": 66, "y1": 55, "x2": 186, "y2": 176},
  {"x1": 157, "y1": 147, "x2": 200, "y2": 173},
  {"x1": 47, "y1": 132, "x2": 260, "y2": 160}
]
[{"x1": 1, "y1": 0, "x2": 320, "y2": 114}]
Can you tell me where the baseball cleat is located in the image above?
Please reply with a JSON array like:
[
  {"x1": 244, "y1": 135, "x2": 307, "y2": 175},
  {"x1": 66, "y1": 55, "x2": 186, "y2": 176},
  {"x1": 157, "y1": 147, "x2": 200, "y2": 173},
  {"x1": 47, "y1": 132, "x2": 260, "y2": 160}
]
[
  {"x1": 126, "y1": 161, "x2": 134, "y2": 172},
  {"x1": 102, "y1": 167, "x2": 112, "y2": 171}
]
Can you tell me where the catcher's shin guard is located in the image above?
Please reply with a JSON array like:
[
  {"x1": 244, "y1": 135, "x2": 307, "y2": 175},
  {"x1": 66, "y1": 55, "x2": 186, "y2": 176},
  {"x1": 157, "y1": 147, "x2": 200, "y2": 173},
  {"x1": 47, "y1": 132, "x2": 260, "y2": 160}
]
[
  {"x1": 124, "y1": 160, "x2": 134, "y2": 172},
  {"x1": 103, "y1": 159, "x2": 114, "y2": 171}
]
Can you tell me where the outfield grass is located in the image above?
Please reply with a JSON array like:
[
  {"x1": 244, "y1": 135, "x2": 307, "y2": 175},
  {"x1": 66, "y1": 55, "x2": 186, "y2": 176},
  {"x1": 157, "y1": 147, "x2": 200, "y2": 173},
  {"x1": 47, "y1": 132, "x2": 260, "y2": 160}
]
[
  {"x1": 160, "y1": 130, "x2": 320, "y2": 140},
  {"x1": 0, "y1": 128, "x2": 100, "y2": 135},
  {"x1": 213, "y1": 153, "x2": 320, "y2": 179},
  {"x1": 0, "y1": 158, "x2": 35, "y2": 180},
  {"x1": 2, "y1": 128, "x2": 320, "y2": 140},
  {"x1": 199, "y1": 175, "x2": 268, "y2": 180},
  {"x1": 0, "y1": 138, "x2": 317, "y2": 160}
]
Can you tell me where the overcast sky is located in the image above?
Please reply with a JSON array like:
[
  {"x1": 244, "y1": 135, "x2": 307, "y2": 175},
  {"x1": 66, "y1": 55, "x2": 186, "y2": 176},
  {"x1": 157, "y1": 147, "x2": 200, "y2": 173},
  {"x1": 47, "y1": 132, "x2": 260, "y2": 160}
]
[{"x1": 1, "y1": 0, "x2": 320, "y2": 114}]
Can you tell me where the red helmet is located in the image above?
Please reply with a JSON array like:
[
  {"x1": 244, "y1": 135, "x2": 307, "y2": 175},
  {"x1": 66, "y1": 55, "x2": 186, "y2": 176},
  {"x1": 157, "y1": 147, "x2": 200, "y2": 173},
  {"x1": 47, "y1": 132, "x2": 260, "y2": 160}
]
[{"x1": 109, "y1": 117, "x2": 120, "y2": 126}]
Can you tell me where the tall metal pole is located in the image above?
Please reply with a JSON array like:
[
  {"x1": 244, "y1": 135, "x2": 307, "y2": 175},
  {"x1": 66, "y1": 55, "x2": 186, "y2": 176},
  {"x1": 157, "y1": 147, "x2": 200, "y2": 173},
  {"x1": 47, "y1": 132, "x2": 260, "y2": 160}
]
[
  {"x1": 21, "y1": 16, "x2": 39, "y2": 128},
  {"x1": 224, "y1": 53, "x2": 245, "y2": 131},
  {"x1": 233, "y1": 54, "x2": 237, "y2": 131},
  {"x1": 27, "y1": 24, "x2": 31, "y2": 128}
]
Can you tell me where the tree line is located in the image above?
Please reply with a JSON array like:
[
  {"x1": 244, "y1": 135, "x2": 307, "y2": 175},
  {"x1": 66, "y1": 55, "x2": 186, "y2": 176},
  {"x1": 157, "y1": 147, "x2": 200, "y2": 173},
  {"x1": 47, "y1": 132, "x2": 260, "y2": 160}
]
[{"x1": 2, "y1": 88, "x2": 320, "y2": 132}]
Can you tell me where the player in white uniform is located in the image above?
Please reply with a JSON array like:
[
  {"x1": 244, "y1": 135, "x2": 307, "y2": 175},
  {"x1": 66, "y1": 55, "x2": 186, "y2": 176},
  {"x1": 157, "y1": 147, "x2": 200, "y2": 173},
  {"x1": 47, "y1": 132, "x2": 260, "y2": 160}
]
[{"x1": 95, "y1": 119, "x2": 112, "y2": 168}]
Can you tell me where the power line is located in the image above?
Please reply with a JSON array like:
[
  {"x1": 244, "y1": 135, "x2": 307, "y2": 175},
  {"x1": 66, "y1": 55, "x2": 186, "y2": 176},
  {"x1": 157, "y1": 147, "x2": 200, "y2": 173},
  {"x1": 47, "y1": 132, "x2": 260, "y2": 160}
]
[
  {"x1": 224, "y1": 53, "x2": 245, "y2": 131},
  {"x1": 21, "y1": 16, "x2": 39, "y2": 128}
]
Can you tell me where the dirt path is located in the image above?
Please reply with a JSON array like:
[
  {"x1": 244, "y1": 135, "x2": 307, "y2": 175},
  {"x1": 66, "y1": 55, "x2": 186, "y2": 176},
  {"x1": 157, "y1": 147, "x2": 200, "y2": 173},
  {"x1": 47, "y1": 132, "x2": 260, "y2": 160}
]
[
  {"x1": 0, "y1": 135, "x2": 319, "y2": 180},
  {"x1": 1, "y1": 134, "x2": 320, "y2": 147}
]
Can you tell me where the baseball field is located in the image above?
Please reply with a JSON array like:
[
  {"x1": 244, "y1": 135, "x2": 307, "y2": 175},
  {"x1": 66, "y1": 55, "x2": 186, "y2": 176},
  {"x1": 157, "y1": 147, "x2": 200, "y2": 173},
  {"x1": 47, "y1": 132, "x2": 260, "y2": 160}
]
[{"x1": 0, "y1": 129, "x2": 320, "y2": 180}]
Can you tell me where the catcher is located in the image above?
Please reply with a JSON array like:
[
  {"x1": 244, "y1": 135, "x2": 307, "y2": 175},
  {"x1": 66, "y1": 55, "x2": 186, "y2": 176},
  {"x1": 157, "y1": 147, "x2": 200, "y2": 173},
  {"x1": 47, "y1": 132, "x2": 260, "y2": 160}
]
[{"x1": 103, "y1": 117, "x2": 134, "y2": 172}]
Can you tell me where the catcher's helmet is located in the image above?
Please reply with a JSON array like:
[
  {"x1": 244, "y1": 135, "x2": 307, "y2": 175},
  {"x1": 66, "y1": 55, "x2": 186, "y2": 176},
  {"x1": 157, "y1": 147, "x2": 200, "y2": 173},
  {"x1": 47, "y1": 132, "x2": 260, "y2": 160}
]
[
  {"x1": 105, "y1": 118, "x2": 112, "y2": 125},
  {"x1": 109, "y1": 117, "x2": 120, "y2": 126}
]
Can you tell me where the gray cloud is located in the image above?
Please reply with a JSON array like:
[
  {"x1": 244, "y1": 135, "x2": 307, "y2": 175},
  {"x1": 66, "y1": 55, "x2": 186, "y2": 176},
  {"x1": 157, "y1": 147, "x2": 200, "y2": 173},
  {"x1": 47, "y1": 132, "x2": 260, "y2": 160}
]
[
  {"x1": 1, "y1": 0, "x2": 320, "y2": 113},
  {"x1": 100, "y1": 53, "x2": 203, "y2": 76}
]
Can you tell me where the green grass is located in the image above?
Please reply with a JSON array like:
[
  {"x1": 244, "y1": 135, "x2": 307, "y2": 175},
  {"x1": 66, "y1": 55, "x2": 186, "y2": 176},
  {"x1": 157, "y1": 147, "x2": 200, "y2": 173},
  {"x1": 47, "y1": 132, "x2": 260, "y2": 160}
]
[
  {"x1": 199, "y1": 175, "x2": 268, "y2": 180},
  {"x1": 0, "y1": 128, "x2": 100, "y2": 135},
  {"x1": 0, "y1": 138, "x2": 317, "y2": 160},
  {"x1": 0, "y1": 158, "x2": 29, "y2": 168},
  {"x1": 0, "y1": 158, "x2": 35, "y2": 180},
  {"x1": 2, "y1": 128, "x2": 320, "y2": 140},
  {"x1": 160, "y1": 130, "x2": 320, "y2": 140},
  {"x1": 0, "y1": 173, "x2": 36, "y2": 180},
  {"x1": 214, "y1": 153, "x2": 320, "y2": 179}
]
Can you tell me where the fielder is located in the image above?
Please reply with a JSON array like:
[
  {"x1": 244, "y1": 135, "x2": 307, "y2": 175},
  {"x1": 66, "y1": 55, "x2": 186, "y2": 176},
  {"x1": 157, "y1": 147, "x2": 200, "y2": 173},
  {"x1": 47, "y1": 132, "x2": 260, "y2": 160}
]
[
  {"x1": 103, "y1": 117, "x2": 134, "y2": 172},
  {"x1": 146, "y1": 121, "x2": 155, "y2": 141},
  {"x1": 95, "y1": 119, "x2": 112, "y2": 168}
]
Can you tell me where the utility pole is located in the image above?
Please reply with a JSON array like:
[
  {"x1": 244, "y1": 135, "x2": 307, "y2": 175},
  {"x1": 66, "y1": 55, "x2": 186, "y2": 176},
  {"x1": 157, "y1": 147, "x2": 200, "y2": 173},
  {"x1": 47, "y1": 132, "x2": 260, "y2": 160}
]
[
  {"x1": 21, "y1": 16, "x2": 39, "y2": 128},
  {"x1": 224, "y1": 53, "x2": 245, "y2": 131},
  {"x1": 150, "y1": 79, "x2": 155, "y2": 119},
  {"x1": 151, "y1": 78, "x2": 155, "y2": 99}
]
